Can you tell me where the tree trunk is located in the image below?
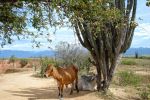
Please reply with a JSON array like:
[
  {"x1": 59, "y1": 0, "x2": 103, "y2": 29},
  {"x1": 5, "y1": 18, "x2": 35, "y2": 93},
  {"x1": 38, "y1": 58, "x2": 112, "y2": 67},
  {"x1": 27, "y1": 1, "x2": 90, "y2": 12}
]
[{"x1": 74, "y1": 0, "x2": 137, "y2": 92}]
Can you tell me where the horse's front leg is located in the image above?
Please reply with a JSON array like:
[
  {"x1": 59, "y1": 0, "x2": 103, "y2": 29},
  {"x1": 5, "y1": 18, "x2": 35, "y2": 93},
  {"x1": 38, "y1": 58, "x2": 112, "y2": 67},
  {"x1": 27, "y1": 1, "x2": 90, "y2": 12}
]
[
  {"x1": 57, "y1": 82, "x2": 61, "y2": 97},
  {"x1": 60, "y1": 84, "x2": 64, "y2": 98},
  {"x1": 70, "y1": 82, "x2": 74, "y2": 95}
]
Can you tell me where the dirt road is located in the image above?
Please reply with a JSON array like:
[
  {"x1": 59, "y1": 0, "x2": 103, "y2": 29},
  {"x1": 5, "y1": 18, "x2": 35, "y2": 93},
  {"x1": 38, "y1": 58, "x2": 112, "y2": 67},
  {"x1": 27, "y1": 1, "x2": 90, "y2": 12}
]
[{"x1": 0, "y1": 71, "x2": 101, "y2": 100}]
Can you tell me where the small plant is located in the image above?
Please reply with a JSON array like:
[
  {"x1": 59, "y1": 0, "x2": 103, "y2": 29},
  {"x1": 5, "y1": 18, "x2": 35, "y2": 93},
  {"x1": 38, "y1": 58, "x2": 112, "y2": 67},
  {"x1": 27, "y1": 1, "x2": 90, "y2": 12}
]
[
  {"x1": 9, "y1": 55, "x2": 16, "y2": 67},
  {"x1": 140, "y1": 90, "x2": 149, "y2": 100},
  {"x1": 20, "y1": 59, "x2": 28, "y2": 68},
  {"x1": 118, "y1": 71, "x2": 141, "y2": 86},
  {"x1": 121, "y1": 59, "x2": 137, "y2": 65},
  {"x1": 135, "y1": 52, "x2": 139, "y2": 59},
  {"x1": 139, "y1": 86, "x2": 150, "y2": 100},
  {"x1": 39, "y1": 57, "x2": 55, "y2": 77}
]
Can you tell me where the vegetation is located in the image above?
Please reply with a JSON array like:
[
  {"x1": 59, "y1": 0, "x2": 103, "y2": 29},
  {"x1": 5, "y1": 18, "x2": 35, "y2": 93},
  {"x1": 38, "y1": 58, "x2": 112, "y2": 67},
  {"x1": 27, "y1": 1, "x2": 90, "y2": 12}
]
[
  {"x1": 121, "y1": 59, "x2": 137, "y2": 65},
  {"x1": 121, "y1": 58, "x2": 150, "y2": 67},
  {"x1": 135, "y1": 52, "x2": 139, "y2": 59},
  {"x1": 9, "y1": 55, "x2": 16, "y2": 67},
  {"x1": 55, "y1": 41, "x2": 91, "y2": 73},
  {"x1": 118, "y1": 71, "x2": 141, "y2": 86},
  {"x1": 20, "y1": 59, "x2": 28, "y2": 67},
  {"x1": 139, "y1": 85, "x2": 150, "y2": 100},
  {"x1": 0, "y1": 0, "x2": 138, "y2": 92},
  {"x1": 39, "y1": 57, "x2": 55, "y2": 77},
  {"x1": 146, "y1": 0, "x2": 150, "y2": 6}
]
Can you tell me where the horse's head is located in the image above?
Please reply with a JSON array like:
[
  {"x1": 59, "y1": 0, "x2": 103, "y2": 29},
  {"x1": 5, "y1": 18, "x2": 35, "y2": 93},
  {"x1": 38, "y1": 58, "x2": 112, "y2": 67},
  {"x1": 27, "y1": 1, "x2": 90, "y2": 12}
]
[{"x1": 44, "y1": 64, "x2": 54, "y2": 77}]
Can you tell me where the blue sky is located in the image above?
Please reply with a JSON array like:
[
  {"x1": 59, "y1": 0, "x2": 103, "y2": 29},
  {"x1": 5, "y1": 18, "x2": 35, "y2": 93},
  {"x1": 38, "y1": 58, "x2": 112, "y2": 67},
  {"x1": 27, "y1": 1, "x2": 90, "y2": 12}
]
[{"x1": 1, "y1": 0, "x2": 150, "y2": 51}]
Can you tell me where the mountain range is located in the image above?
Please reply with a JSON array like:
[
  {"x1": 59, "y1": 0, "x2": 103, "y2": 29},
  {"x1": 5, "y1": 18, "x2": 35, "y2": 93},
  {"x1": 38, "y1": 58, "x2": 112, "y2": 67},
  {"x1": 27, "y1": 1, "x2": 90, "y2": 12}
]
[
  {"x1": 124, "y1": 48, "x2": 150, "y2": 56},
  {"x1": 0, "y1": 50, "x2": 55, "y2": 58},
  {"x1": 0, "y1": 48, "x2": 150, "y2": 58}
]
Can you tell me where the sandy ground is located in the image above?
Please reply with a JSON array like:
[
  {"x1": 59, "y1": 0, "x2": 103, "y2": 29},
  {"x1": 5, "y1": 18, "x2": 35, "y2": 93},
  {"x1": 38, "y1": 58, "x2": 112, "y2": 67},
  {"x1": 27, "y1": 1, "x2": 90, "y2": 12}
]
[{"x1": 0, "y1": 71, "x2": 102, "y2": 100}]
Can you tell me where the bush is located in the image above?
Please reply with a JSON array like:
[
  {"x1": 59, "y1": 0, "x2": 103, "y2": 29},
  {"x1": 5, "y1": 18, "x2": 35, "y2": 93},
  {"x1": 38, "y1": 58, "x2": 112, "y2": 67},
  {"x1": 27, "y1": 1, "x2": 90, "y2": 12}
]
[
  {"x1": 121, "y1": 59, "x2": 136, "y2": 65},
  {"x1": 139, "y1": 86, "x2": 150, "y2": 100},
  {"x1": 55, "y1": 41, "x2": 91, "y2": 74},
  {"x1": 39, "y1": 57, "x2": 55, "y2": 77},
  {"x1": 9, "y1": 55, "x2": 16, "y2": 67},
  {"x1": 20, "y1": 59, "x2": 28, "y2": 67},
  {"x1": 118, "y1": 71, "x2": 141, "y2": 86},
  {"x1": 140, "y1": 90, "x2": 149, "y2": 100},
  {"x1": 9, "y1": 55, "x2": 16, "y2": 63}
]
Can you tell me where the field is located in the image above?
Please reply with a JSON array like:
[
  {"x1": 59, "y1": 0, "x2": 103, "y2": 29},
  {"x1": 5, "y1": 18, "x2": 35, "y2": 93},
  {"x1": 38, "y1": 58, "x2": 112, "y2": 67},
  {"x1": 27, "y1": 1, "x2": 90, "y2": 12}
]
[{"x1": 0, "y1": 57, "x2": 150, "y2": 100}]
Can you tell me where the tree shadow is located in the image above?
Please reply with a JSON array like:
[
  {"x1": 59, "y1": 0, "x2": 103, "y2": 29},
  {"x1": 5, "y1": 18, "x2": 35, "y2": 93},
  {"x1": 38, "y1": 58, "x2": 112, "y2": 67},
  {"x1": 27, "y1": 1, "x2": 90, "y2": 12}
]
[{"x1": 6, "y1": 87, "x2": 92, "y2": 100}]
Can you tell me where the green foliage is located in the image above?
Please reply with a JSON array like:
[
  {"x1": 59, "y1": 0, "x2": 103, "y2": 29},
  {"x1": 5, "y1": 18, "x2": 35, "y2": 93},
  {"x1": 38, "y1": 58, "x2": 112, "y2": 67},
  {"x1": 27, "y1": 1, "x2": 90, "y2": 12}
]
[
  {"x1": 77, "y1": 55, "x2": 91, "y2": 74},
  {"x1": 39, "y1": 57, "x2": 55, "y2": 77},
  {"x1": 121, "y1": 58, "x2": 150, "y2": 67},
  {"x1": 121, "y1": 59, "x2": 137, "y2": 65},
  {"x1": 146, "y1": 0, "x2": 150, "y2": 6},
  {"x1": 20, "y1": 59, "x2": 28, "y2": 68},
  {"x1": 135, "y1": 52, "x2": 139, "y2": 59},
  {"x1": 0, "y1": 1, "x2": 56, "y2": 47},
  {"x1": 139, "y1": 56, "x2": 150, "y2": 59},
  {"x1": 118, "y1": 71, "x2": 141, "y2": 86},
  {"x1": 139, "y1": 85, "x2": 150, "y2": 100},
  {"x1": 9, "y1": 55, "x2": 16, "y2": 63},
  {"x1": 140, "y1": 90, "x2": 150, "y2": 100}
]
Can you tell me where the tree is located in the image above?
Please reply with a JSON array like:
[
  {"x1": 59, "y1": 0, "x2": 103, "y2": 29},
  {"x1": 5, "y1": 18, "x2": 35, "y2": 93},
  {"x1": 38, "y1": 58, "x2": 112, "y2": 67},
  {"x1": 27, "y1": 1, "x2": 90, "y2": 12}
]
[
  {"x1": 0, "y1": 0, "x2": 137, "y2": 92},
  {"x1": 55, "y1": 41, "x2": 91, "y2": 73},
  {"x1": 146, "y1": 0, "x2": 150, "y2": 6},
  {"x1": 135, "y1": 52, "x2": 139, "y2": 59},
  {"x1": 0, "y1": 1, "x2": 57, "y2": 47},
  {"x1": 55, "y1": 41, "x2": 81, "y2": 66},
  {"x1": 54, "y1": 0, "x2": 137, "y2": 91}
]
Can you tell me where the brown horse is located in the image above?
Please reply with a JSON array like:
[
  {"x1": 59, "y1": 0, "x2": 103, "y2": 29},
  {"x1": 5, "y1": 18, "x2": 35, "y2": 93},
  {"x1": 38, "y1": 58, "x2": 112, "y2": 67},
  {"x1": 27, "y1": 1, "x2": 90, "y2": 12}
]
[{"x1": 45, "y1": 64, "x2": 79, "y2": 98}]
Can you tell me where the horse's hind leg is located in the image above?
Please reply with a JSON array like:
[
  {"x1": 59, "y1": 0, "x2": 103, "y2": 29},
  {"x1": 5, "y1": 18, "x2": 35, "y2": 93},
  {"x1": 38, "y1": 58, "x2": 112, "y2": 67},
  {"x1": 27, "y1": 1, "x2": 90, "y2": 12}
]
[
  {"x1": 75, "y1": 76, "x2": 79, "y2": 93},
  {"x1": 75, "y1": 82, "x2": 79, "y2": 93},
  {"x1": 70, "y1": 83, "x2": 74, "y2": 95}
]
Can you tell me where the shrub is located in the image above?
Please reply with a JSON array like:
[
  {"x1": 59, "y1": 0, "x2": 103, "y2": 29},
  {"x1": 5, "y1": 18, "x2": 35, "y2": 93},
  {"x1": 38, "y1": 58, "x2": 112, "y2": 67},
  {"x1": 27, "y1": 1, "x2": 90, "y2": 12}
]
[
  {"x1": 39, "y1": 57, "x2": 55, "y2": 77},
  {"x1": 139, "y1": 86, "x2": 150, "y2": 100},
  {"x1": 9, "y1": 55, "x2": 16, "y2": 67},
  {"x1": 121, "y1": 59, "x2": 136, "y2": 65},
  {"x1": 20, "y1": 59, "x2": 28, "y2": 67},
  {"x1": 118, "y1": 71, "x2": 141, "y2": 86},
  {"x1": 55, "y1": 41, "x2": 91, "y2": 74},
  {"x1": 140, "y1": 90, "x2": 149, "y2": 100}
]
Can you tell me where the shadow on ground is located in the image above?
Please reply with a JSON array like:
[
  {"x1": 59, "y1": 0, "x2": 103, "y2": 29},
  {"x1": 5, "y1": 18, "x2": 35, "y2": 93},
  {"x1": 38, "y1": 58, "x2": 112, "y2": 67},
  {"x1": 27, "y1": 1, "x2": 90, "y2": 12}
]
[{"x1": 6, "y1": 87, "x2": 91, "y2": 100}]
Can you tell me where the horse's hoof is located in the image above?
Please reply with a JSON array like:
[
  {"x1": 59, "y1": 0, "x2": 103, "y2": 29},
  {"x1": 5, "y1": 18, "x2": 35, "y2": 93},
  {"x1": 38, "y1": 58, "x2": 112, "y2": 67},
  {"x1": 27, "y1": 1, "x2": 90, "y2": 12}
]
[{"x1": 59, "y1": 97, "x2": 64, "y2": 100}]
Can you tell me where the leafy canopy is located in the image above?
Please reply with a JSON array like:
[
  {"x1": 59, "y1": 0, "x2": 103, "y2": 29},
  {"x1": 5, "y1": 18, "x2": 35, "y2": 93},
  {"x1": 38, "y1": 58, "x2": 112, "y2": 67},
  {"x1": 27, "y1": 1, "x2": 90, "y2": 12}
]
[{"x1": 0, "y1": 0, "x2": 136, "y2": 47}]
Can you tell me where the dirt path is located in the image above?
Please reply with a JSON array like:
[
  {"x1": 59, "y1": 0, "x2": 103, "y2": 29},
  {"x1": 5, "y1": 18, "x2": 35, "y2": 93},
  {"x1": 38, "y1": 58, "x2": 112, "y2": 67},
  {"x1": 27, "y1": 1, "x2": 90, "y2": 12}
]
[{"x1": 0, "y1": 71, "x2": 102, "y2": 100}]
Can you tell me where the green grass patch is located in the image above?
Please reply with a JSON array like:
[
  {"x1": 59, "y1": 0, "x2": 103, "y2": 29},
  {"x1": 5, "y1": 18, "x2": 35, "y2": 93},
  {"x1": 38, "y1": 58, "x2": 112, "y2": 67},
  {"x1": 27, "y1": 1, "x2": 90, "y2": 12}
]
[
  {"x1": 38, "y1": 57, "x2": 55, "y2": 78},
  {"x1": 118, "y1": 71, "x2": 141, "y2": 86},
  {"x1": 138, "y1": 85, "x2": 150, "y2": 100},
  {"x1": 121, "y1": 59, "x2": 137, "y2": 65}
]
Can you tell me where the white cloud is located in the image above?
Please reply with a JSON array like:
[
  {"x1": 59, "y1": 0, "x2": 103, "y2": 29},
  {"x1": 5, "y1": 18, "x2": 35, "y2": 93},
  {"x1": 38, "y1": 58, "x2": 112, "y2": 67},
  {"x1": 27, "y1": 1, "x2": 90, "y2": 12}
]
[
  {"x1": 131, "y1": 23, "x2": 150, "y2": 48},
  {"x1": 0, "y1": 27, "x2": 80, "y2": 51},
  {"x1": 135, "y1": 23, "x2": 150, "y2": 37}
]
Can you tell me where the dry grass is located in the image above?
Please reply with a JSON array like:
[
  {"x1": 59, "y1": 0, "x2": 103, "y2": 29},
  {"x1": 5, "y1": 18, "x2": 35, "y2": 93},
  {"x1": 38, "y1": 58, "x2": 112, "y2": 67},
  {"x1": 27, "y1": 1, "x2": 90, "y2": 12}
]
[{"x1": 0, "y1": 57, "x2": 149, "y2": 100}]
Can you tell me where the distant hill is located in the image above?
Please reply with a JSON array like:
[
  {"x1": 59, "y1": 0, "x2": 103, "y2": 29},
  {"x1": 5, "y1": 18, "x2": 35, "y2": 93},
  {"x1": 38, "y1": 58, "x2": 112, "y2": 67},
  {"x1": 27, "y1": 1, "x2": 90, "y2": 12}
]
[
  {"x1": 0, "y1": 48, "x2": 150, "y2": 58},
  {"x1": 124, "y1": 48, "x2": 150, "y2": 56},
  {"x1": 0, "y1": 50, "x2": 55, "y2": 58}
]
